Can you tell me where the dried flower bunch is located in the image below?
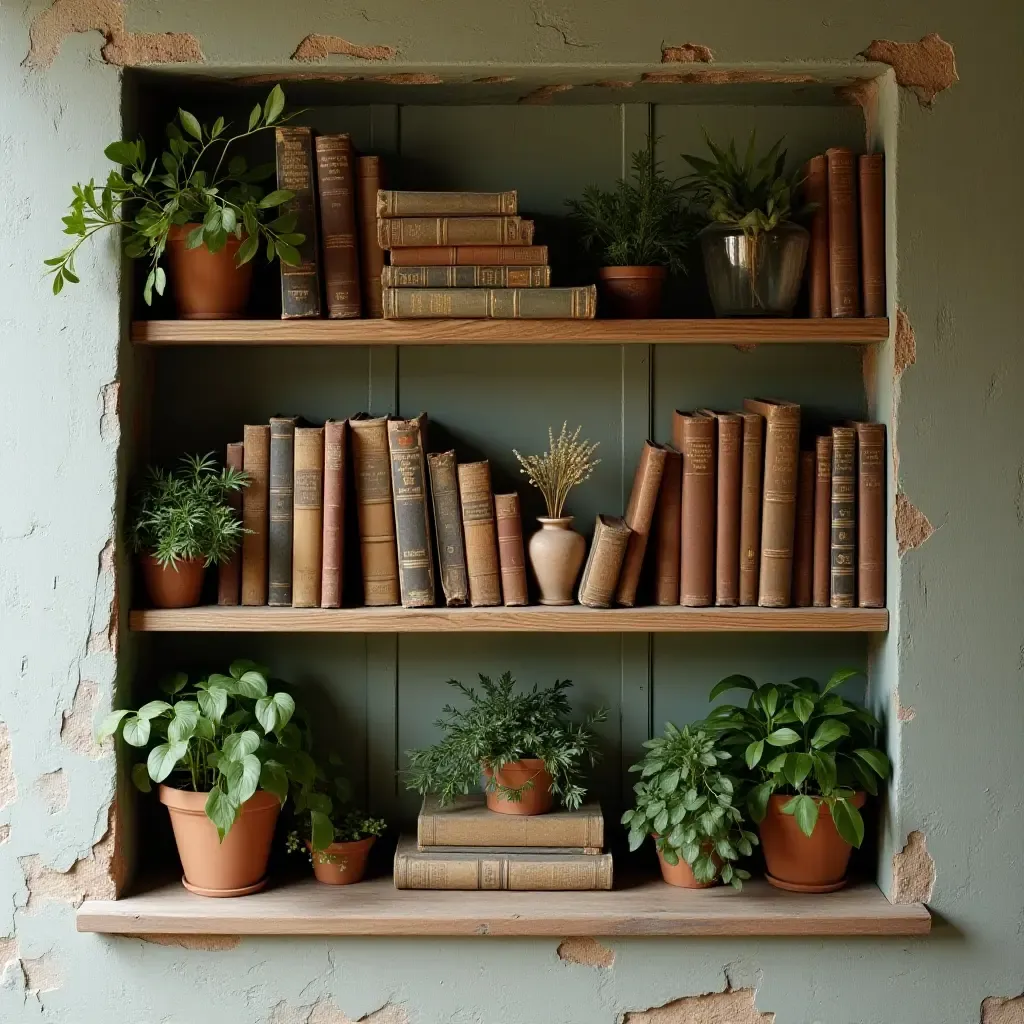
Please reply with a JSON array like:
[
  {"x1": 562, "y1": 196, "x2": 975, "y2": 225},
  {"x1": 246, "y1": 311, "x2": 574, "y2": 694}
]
[{"x1": 513, "y1": 423, "x2": 601, "y2": 519}]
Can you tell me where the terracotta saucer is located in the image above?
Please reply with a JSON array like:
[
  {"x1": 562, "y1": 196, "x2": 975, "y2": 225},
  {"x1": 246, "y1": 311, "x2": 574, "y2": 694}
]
[
  {"x1": 765, "y1": 873, "x2": 847, "y2": 894},
  {"x1": 181, "y1": 875, "x2": 267, "y2": 898}
]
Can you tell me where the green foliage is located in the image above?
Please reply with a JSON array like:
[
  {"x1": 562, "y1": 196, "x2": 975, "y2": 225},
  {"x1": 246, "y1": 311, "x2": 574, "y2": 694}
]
[
  {"x1": 46, "y1": 85, "x2": 305, "y2": 303},
  {"x1": 404, "y1": 673, "x2": 607, "y2": 811},
  {"x1": 128, "y1": 453, "x2": 248, "y2": 568}
]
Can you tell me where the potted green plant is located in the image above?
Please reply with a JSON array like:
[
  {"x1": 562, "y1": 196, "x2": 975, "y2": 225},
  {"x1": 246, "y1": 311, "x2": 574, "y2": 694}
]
[
  {"x1": 46, "y1": 84, "x2": 304, "y2": 319},
  {"x1": 704, "y1": 669, "x2": 890, "y2": 892},
  {"x1": 129, "y1": 453, "x2": 248, "y2": 608},
  {"x1": 513, "y1": 423, "x2": 601, "y2": 605},
  {"x1": 567, "y1": 135, "x2": 696, "y2": 318},
  {"x1": 622, "y1": 723, "x2": 757, "y2": 889},
  {"x1": 405, "y1": 673, "x2": 607, "y2": 815},
  {"x1": 682, "y1": 130, "x2": 809, "y2": 316}
]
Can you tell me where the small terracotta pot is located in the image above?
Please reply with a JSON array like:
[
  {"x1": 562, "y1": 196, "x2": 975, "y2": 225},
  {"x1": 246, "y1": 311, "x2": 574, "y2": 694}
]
[
  {"x1": 759, "y1": 792, "x2": 866, "y2": 893},
  {"x1": 483, "y1": 758, "x2": 554, "y2": 815},
  {"x1": 528, "y1": 517, "x2": 586, "y2": 605},
  {"x1": 160, "y1": 786, "x2": 280, "y2": 897},
  {"x1": 597, "y1": 266, "x2": 667, "y2": 318},
  {"x1": 308, "y1": 837, "x2": 376, "y2": 885},
  {"x1": 166, "y1": 223, "x2": 253, "y2": 319},
  {"x1": 140, "y1": 553, "x2": 205, "y2": 609},
  {"x1": 654, "y1": 838, "x2": 721, "y2": 889}
]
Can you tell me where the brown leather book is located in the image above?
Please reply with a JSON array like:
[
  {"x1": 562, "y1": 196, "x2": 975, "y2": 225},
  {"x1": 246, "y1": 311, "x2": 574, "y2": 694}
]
[
  {"x1": 578, "y1": 515, "x2": 631, "y2": 609},
  {"x1": 241, "y1": 424, "x2": 270, "y2": 606},
  {"x1": 426, "y1": 451, "x2": 469, "y2": 607},
  {"x1": 292, "y1": 426, "x2": 324, "y2": 608},
  {"x1": 389, "y1": 245, "x2": 548, "y2": 267},
  {"x1": 673, "y1": 412, "x2": 716, "y2": 608},
  {"x1": 812, "y1": 436, "x2": 832, "y2": 608},
  {"x1": 804, "y1": 154, "x2": 830, "y2": 318},
  {"x1": 275, "y1": 126, "x2": 321, "y2": 319},
  {"x1": 382, "y1": 265, "x2": 551, "y2": 288},
  {"x1": 737, "y1": 412, "x2": 764, "y2": 607},
  {"x1": 830, "y1": 426, "x2": 857, "y2": 608},
  {"x1": 826, "y1": 146, "x2": 860, "y2": 317},
  {"x1": 615, "y1": 441, "x2": 669, "y2": 607},
  {"x1": 356, "y1": 156, "x2": 386, "y2": 318},
  {"x1": 349, "y1": 414, "x2": 400, "y2": 606},
  {"x1": 743, "y1": 400, "x2": 801, "y2": 607},
  {"x1": 382, "y1": 286, "x2": 595, "y2": 320},
  {"x1": 859, "y1": 154, "x2": 886, "y2": 318},
  {"x1": 701, "y1": 411, "x2": 742, "y2": 607},
  {"x1": 387, "y1": 415, "x2": 436, "y2": 608},
  {"x1": 377, "y1": 190, "x2": 518, "y2": 217},
  {"x1": 854, "y1": 422, "x2": 886, "y2": 608},
  {"x1": 320, "y1": 419, "x2": 346, "y2": 609},
  {"x1": 314, "y1": 134, "x2": 361, "y2": 319},
  {"x1": 652, "y1": 447, "x2": 682, "y2": 605},
  {"x1": 494, "y1": 493, "x2": 529, "y2": 607},
  {"x1": 457, "y1": 461, "x2": 502, "y2": 607},
  {"x1": 268, "y1": 416, "x2": 297, "y2": 607},
  {"x1": 378, "y1": 216, "x2": 534, "y2": 249},
  {"x1": 792, "y1": 450, "x2": 816, "y2": 608},
  {"x1": 217, "y1": 441, "x2": 244, "y2": 606}
]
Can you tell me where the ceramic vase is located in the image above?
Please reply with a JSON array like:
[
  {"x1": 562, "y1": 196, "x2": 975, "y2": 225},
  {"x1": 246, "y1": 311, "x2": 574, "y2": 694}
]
[{"x1": 527, "y1": 517, "x2": 586, "y2": 605}]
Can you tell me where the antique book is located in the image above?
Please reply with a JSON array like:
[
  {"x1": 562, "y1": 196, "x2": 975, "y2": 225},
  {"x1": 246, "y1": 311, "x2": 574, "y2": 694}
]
[
  {"x1": 615, "y1": 441, "x2": 669, "y2": 607},
  {"x1": 292, "y1": 425, "x2": 324, "y2": 608},
  {"x1": 268, "y1": 415, "x2": 298, "y2": 607},
  {"x1": 457, "y1": 461, "x2": 502, "y2": 607},
  {"x1": 737, "y1": 411, "x2": 765, "y2": 607},
  {"x1": 349, "y1": 414, "x2": 400, "y2": 606},
  {"x1": 387, "y1": 414, "x2": 436, "y2": 608},
  {"x1": 804, "y1": 154, "x2": 830, "y2": 318},
  {"x1": 377, "y1": 190, "x2": 518, "y2": 217},
  {"x1": 382, "y1": 286, "x2": 596, "y2": 320},
  {"x1": 812, "y1": 435, "x2": 833, "y2": 608},
  {"x1": 673, "y1": 411, "x2": 716, "y2": 608},
  {"x1": 393, "y1": 836, "x2": 613, "y2": 891},
  {"x1": 378, "y1": 216, "x2": 534, "y2": 249},
  {"x1": 854, "y1": 421, "x2": 886, "y2": 608},
  {"x1": 426, "y1": 451, "x2": 469, "y2": 607},
  {"x1": 417, "y1": 794, "x2": 604, "y2": 849},
  {"x1": 743, "y1": 399, "x2": 801, "y2": 607},
  {"x1": 356, "y1": 156, "x2": 386, "y2": 318},
  {"x1": 652, "y1": 446, "x2": 682, "y2": 605},
  {"x1": 859, "y1": 153, "x2": 886, "y2": 318},
  {"x1": 701, "y1": 411, "x2": 742, "y2": 607},
  {"x1": 381, "y1": 265, "x2": 551, "y2": 288},
  {"x1": 494, "y1": 493, "x2": 529, "y2": 607},
  {"x1": 826, "y1": 146, "x2": 860, "y2": 317},
  {"x1": 578, "y1": 515, "x2": 631, "y2": 609},
  {"x1": 792, "y1": 450, "x2": 816, "y2": 608},
  {"x1": 422, "y1": 845, "x2": 601, "y2": 856},
  {"x1": 217, "y1": 441, "x2": 244, "y2": 607},
  {"x1": 275, "y1": 126, "x2": 321, "y2": 319},
  {"x1": 314, "y1": 134, "x2": 361, "y2": 319},
  {"x1": 241, "y1": 424, "x2": 270, "y2": 606},
  {"x1": 830, "y1": 426, "x2": 857, "y2": 608},
  {"x1": 320, "y1": 419, "x2": 346, "y2": 609},
  {"x1": 389, "y1": 245, "x2": 548, "y2": 267}
]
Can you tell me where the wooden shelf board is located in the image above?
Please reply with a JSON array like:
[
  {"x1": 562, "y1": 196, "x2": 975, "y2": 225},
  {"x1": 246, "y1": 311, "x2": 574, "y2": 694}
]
[
  {"x1": 129, "y1": 605, "x2": 888, "y2": 633},
  {"x1": 131, "y1": 318, "x2": 889, "y2": 347},
  {"x1": 76, "y1": 876, "x2": 929, "y2": 937}
]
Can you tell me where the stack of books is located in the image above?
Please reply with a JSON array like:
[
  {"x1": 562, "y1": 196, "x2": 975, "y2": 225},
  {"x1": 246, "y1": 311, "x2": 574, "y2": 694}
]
[
  {"x1": 375, "y1": 189, "x2": 596, "y2": 320},
  {"x1": 393, "y1": 794, "x2": 612, "y2": 890}
]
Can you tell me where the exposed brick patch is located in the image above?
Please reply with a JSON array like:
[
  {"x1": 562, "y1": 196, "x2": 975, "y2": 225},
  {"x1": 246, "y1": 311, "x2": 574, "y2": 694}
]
[
  {"x1": 0, "y1": 724, "x2": 16, "y2": 810},
  {"x1": 0, "y1": 825, "x2": 10, "y2": 844},
  {"x1": 21, "y1": 953, "x2": 62, "y2": 994},
  {"x1": 87, "y1": 539, "x2": 118, "y2": 657},
  {"x1": 291, "y1": 34, "x2": 395, "y2": 63},
  {"x1": 368, "y1": 73, "x2": 443, "y2": 85},
  {"x1": 519, "y1": 83, "x2": 573, "y2": 104},
  {"x1": 61, "y1": 680, "x2": 105, "y2": 759},
  {"x1": 895, "y1": 491, "x2": 934, "y2": 556},
  {"x1": 139, "y1": 934, "x2": 242, "y2": 951},
  {"x1": 891, "y1": 831, "x2": 936, "y2": 903},
  {"x1": 894, "y1": 306, "x2": 917, "y2": 379},
  {"x1": 982, "y1": 995, "x2": 1024, "y2": 1024},
  {"x1": 623, "y1": 987, "x2": 774, "y2": 1024},
  {"x1": 234, "y1": 72, "x2": 360, "y2": 86},
  {"x1": 35, "y1": 769, "x2": 69, "y2": 815},
  {"x1": 99, "y1": 381, "x2": 120, "y2": 445},
  {"x1": 642, "y1": 69, "x2": 815, "y2": 85},
  {"x1": 662, "y1": 43, "x2": 714, "y2": 63},
  {"x1": 861, "y1": 34, "x2": 958, "y2": 106},
  {"x1": 267, "y1": 999, "x2": 408, "y2": 1024},
  {"x1": 895, "y1": 689, "x2": 916, "y2": 722},
  {"x1": 0, "y1": 937, "x2": 17, "y2": 967},
  {"x1": 557, "y1": 936, "x2": 615, "y2": 968}
]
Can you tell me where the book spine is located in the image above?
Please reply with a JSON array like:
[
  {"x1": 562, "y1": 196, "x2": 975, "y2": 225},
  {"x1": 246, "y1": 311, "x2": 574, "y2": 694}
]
[
  {"x1": 424, "y1": 845, "x2": 603, "y2": 856},
  {"x1": 738, "y1": 413, "x2": 764, "y2": 607},
  {"x1": 378, "y1": 216, "x2": 533, "y2": 248},
  {"x1": 314, "y1": 134, "x2": 361, "y2": 319},
  {"x1": 387, "y1": 415, "x2": 436, "y2": 608},
  {"x1": 812, "y1": 436, "x2": 833, "y2": 608},
  {"x1": 393, "y1": 849, "x2": 613, "y2": 891},
  {"x1": 382, "y1": 286, "x2": 596, "y2": 320},
  {"x1": 268, "y1": 416, "x2": 297, "y2": 607},
  {"x1": 426, "y1": 451, "x2": 469, "y2": 607},
  {"x1": 675, "y1": 413, "x2": 716, "y2": 607},
  {"x1": 826, "y1": 146, "x2": 860, "y2": 317},
  {"x1": 217, "y1": 441, "x2": 244, "y2": 606},
  {"x1": 713, "y1": 415, "x2": 742, "y2": 607},
  {"x1": 457, "y1": 461, "x2": 502, "y2": 607},
  {"x1": 381, "y1": 265, "x2": 551, "y2": 288},
  {"x1": 388, "y1": 245, "x2": 549, "y2": 267},
  {"x1": 356, "y1": 156, "x2": 386, "y2": 318},
  {"x1": 652, "y1": 448, "x2": 682, "y2": 605},
  {"x1": 349, "y1": 416, "x2": 400, "y2": 606},
  {"x1": 578, "y1": 515, "x2": 630, "y2": 609},
  {"x1": 241, "y1": 425, "x2": 270, "y2": 606},
  {"x1": 855, "y1": 422, "x2": 886, "y2": 608},
  {"x1": 320, "y1": 419, "x2": 346, "y2": 608},
  {"x1": 804, "y1": 154, "x2": 830, "y2": 318},
  {"x1": 615, "y1": 441, "x2": 668, "y2": 607},
  {"x1": 418, "y1": 810, "x2": 604, "y2": 849},
  {"x1": 830, "y1": 426, "x2": 857, "y2": 607},
  {"x1": 377, "y1": 190, "x2": 518, "y2": 217},
  {"x1": 494, "y1": 493, "x2": 529, "y2": 607},
  {"x1": 275, "y1": 126, "x2": 322, "y2": 319},
  {"x1": 859, "y1": 154, "x2": 886, "y2": 318},
  {"x1": 292, "y1": 426, "x2": 324, "y2": 608},
  {"x1": 792, "y1": 450, "x2": 816, "y2": 608}
]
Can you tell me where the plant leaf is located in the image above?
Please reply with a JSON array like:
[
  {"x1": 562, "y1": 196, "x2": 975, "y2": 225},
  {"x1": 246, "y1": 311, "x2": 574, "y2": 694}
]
[
  {"x1": 234, "y1": 669, "x2": 268, "y2": 699},
  {"x1": 783, "y1": 794, "x2": 819, "y2": 837},
  {"x1": 792, "y1": 692, "x2": 815, "y2": 723},
  {"x1": 96, "y1": 709, "x2": 130, "y2": 742},
  {"x1": 784, "y1": 752, "x2": 813, "y2": 788},
  {"x1": 179, "y1": 109, "x2": 203, "y2": 142},
  {"x1": 709, "y1": 674, "x2": 757, "y2": 701},
  {"x1": 310, "y1": 809, "x2": 334, "y2": 851},
  {"x1": 197, "y1": 686, "x2": 229, "y2": 725},
  {"x1": 222, "y1": 730, "x2": 260, "y2": 760},
  {"x1": 831, "y1": 797, "x2": 865, "y2": 848},
  {"x1": 810, "y1": 719, "x2": 850, "y2": 749},
  {"x1": 264, "y1": 84, "x2": 286, "y2": 124},
  {"x1": 765, "y1": 727, "x2": 801, "y2": 747},
  {"x1": 745, "y1": 739, "x2": 764, "y2": 769},
  {"x1": 146, "y1": 740, "x2": 188, "y2": 783},
  {"x1": 853, "y1": 748, "x2": 891, "y2": 778},
  {"x1": 122, "y1": 715, "x2": 150, "y2": 747},
  {"x1": 205, "y1": 787, "x2": 239, "y2": 841},
  {"x1": 131, "y1": 762, "x2": 152, "y2": 793},
  {"x1": 260, "y1": 760, "x2": 289, "y2": 805},
  {"x1": 822, "y1": 667, "x2": 860, "y2": 695}
]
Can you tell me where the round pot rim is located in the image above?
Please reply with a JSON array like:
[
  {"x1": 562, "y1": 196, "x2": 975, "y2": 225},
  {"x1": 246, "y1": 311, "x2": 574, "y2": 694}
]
[
  {"x1": 699, "y1": 220, "x2": 809, "y2": 238},
  {"x1": 767, "y1": 790, "x2": 867, "y2": 812},
  {"x1": 484, "y1": 757, "x2": 548, "y2": 773},
  {"x1": 140, "y1": 552, "x2": 204, "y2": 569},
  {"x1": 167, "y1": 223, "x2": 245, "y2": 247},
  {"x1": 159, "y1": 785, "x2": 280, "y2": 814},
  {"x1": 536, "y1": 516, "x2": 574, "y2": 526},
  {"x1": 307, "y1": 836, "x2": 377, "y2": 855},
  {"x1": 597, "y1": 265, "x2": 668, "y2": 279}
]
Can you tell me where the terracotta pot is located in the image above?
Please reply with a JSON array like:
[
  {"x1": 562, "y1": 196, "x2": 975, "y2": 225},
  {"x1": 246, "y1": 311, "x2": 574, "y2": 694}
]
[
  {"x1": 759, "y1": 792, "x2": 866, "y2": 893},
  {"x1": 528, "y1": 517, "x2": 586, "y2": 605},
  {"x1": 159, "y1": 786, "x2": 280, "y2": 897},
  {"x1": 596, "y1": 266, "x2": 667, "y2": 318},
  {"x1": 483, "y1": 758, "x2": 554, "y2": 815},
  {"x1": 308, "y1": 837, "x2": 376, "y2": 885},
  {"x1": 166, "y1": 223, "x2": 253, "y2": 319},
  {"x1": 654, "y1": 838, "x2": 721, "y2": 889},
  {"x1": 140, "y1": 553, "x2": 205, "y2": 609}
]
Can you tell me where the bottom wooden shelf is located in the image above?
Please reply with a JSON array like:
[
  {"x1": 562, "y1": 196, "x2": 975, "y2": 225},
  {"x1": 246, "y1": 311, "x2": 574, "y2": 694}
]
[{"x1": 77, "y1": 875, "x2": 929, "y2": 937}]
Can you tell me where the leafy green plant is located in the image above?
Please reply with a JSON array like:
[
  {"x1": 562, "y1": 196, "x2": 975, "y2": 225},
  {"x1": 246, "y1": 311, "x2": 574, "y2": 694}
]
[
  {"x1": 405, "y1": 673, "x2": 607, "y2": 810},
  {"x1": 703, "y1": 670, "x2": 890, "y2": 848},
  {"x1": 129, "y1": 453, "x2": 248, "y2": 568},
  {"x1": 46, "y1": 84, "x2": 303, "y2": 303},
  {"x1": 622, "y1": 724, "x2": 757, "y2": 889}
]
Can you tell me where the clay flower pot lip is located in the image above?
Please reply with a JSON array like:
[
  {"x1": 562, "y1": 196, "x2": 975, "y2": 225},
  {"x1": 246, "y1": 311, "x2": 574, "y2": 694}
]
[
  {"x1": 536, "y1": 516, "x2": 575, "y2": 526},
  {"x1": 768, "y1": 791, "x2": 866, "y2": 812},
  {"x1": 140, "y1": 552, "x2": 204, "y2": 569},
  {"x1": 597, "y1": 265, "x2": 668, "y2": 279},
  {"x1": 307, "y1": 836, "x2": 376, "y2": 854},
  {"x1": 159, "y1": 785, "x2": 280, "y2": 813},
  {"x1": 167, "y1": 222, "x2": 245, "y2": 247},
  {"x1": 483, "y1": 757, "x2": 548, "y2": 773}
]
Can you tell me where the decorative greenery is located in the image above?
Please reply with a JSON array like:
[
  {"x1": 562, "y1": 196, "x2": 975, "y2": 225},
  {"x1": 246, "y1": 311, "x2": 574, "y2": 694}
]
[
  {"x1": 129, "y1": 453, "x2": 248, "y2": 568},
  {"x1": 405, "y1": 673, "x2": 607, "y2": 811},
  {"x1": 47, "y1": 84, "x2": 303, "y2": 303},
  {"x1": 702, "y1": 670, "x2": 890, "y2": 848},
  {"x1": 513, "y1": 422, "x2": 601, "y2": 519}
]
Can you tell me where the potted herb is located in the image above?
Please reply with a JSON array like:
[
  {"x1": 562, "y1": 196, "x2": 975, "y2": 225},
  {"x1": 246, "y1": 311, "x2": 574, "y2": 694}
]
[
  {"x1": 623, "y1": 723, "x2": 757, "y2": 889},
  {"x1": 568, "y1": 135, "x2": 696, "y2": 317},
  {"x1": 46, "y1": 84, "x2": 303, "y2": 319},
  {"x1": 129, "y1": 453, "x2": 248, "y2": 609},
  {"x1": 513, "y1": 423, "x2": 601, "y2": 605},
  {"x1": 405, "y1": 673, "x2": 607, "y2": 815},
  {"x1": 704, "y1": 670, "x2": 890, "y2": 892},
  {"x1": 682, "y1": 130, "x2": 809, "y2": 316}
]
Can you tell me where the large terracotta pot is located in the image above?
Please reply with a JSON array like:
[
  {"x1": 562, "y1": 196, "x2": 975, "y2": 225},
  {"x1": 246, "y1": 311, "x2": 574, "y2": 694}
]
[
  {"x1": 160, "y1": 786, "x2": 280, "y2": 897},
  {"x1": 308, "y1": 837, "x2": 376, "y2": 885},
  {"x1": 759, "y1": 792, "x2": 866, "y2": 893},
  {"x1": 655, "y1": 841, "x2": 719, "y2": 889},
  {"x1": 166, "y1": 223, "x2": 253, "y2": 319},
  {"x1": 596, "y1": 266, "x2": 667, "y2": 318},
  {"x1": 483, "y1": 758, "x2": 554, "y2": 815},
  {"x1": 140, "y1": 553, "x2": 205, "y2": 609},
  {"x1": 528, "y1": 517, "x2": 586, "y2": 605}
]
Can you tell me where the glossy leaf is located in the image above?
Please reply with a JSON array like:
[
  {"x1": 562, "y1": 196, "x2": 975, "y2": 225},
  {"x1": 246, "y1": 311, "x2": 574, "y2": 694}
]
[{"x1": 831, "y1": 797, "x2": 865, "y2": 848}]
